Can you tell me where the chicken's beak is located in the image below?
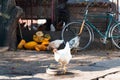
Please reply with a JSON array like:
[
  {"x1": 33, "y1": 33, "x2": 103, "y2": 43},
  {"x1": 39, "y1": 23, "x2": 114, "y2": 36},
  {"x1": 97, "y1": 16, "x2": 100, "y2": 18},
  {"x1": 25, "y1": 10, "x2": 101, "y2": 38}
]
[{"x1": 52, "y1": 48, "x2": 57, "y2": 53}]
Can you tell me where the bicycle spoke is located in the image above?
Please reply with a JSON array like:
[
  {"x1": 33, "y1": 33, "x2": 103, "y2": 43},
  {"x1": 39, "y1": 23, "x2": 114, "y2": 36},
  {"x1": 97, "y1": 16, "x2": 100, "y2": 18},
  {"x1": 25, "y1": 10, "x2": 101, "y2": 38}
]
[
  {"x1": 111, "y1": 23, "x2": 120, "y2": 49},
  {"x1": 61, "y1": 22, "x2": 93, "y2": 50}
]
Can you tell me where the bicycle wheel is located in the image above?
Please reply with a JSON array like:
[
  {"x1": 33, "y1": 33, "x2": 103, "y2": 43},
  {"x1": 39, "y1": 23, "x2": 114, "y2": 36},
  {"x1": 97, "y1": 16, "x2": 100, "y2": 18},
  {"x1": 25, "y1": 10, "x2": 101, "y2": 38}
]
[
  {"x1": 111, "y1": 23, "x2": 120, "y2": 49},
  {"x1": 61, "y1": 21, "x2": 93, "y2": 50}
]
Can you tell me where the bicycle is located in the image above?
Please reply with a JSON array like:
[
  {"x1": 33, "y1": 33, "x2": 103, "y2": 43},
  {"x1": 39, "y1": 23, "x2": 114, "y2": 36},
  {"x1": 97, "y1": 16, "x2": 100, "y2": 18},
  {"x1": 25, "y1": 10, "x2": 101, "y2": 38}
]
[{"x1": 61, "y1": 2, "x2": 120, "y2": 50}]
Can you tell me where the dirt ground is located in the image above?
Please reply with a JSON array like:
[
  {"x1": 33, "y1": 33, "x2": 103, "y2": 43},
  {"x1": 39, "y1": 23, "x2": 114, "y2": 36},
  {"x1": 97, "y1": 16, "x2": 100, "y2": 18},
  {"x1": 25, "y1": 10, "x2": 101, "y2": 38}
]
[{"x1": 0, "y1": 50, "x2": 120, "y2": 76}]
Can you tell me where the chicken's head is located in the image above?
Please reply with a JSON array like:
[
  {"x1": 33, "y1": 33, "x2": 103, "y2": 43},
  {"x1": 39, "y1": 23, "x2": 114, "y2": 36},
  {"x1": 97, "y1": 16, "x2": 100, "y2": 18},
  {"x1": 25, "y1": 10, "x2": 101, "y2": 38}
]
[{"x1": 52, "y1": 48, "x2": 57, "y2": 53}]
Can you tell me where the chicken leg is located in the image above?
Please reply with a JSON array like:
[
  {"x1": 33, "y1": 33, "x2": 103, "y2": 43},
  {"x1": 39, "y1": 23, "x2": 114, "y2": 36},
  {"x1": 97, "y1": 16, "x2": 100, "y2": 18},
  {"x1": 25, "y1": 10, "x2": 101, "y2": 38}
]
[
  {"x1": 58, "y1": 62, "x2": 63, "y2": 70},
  {"x1": 63, "y1": 64, "x2": 67, "y2": 74}
]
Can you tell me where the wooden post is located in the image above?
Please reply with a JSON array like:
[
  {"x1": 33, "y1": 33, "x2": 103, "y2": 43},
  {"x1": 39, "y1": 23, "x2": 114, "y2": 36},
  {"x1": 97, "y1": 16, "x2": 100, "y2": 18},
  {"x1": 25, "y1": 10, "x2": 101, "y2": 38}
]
[{"x1": 51, "y1": 0, "x2": 55, "y2": 23}]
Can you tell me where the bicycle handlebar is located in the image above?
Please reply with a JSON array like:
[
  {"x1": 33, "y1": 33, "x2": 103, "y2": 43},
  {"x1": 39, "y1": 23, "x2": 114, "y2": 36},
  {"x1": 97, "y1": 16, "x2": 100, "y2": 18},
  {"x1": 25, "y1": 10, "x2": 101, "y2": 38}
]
[
  {"x1": 84, "y1": 2, "x2": 116, "y2": 17},
  {"x1": 83, "y1": 2, "x2": 93, "y2": 16},
  {"x1": 85, "y1": 2, "x2": 91, "y2": 11}
]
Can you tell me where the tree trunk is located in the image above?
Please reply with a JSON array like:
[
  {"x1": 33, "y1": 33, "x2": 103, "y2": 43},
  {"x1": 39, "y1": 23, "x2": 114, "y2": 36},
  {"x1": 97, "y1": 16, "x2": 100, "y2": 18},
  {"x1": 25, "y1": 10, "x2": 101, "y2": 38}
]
[{"x1": 0, "y1": 0, "x2": 23, "y2": 50}]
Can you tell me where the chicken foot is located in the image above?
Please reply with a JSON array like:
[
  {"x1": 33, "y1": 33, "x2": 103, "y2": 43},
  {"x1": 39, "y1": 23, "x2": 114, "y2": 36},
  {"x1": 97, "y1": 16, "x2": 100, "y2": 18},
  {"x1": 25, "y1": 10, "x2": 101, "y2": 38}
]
[{"x1": 63, "y1": 65, "x2": 67, "y2": 74}]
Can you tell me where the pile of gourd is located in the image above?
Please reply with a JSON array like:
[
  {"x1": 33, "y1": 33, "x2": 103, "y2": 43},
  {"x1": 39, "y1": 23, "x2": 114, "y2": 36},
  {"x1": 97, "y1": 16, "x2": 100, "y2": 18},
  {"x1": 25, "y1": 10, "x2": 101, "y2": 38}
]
[{"x1": 17, "y1": 31, "x2": 51, "y2": 51}]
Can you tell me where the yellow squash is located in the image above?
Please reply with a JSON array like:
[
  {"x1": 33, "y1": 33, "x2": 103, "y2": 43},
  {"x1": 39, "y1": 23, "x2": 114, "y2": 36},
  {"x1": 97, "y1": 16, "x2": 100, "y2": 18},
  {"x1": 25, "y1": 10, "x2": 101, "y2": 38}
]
[
  {"x1": 44, "y1": 34, "x2": 51, "y2": 40},
  {"x1": 35, "y1": 44, "x2": 47, "y2": 51},
  {"x1": 35, "y1": 45, "x2": 40, "y2": 51},
  {"x1": 41, "y1": 40, "x2": 49, "y2": 46},
  {"x1": 33, "y1": 35, "x2": 44, "y2": 43},
  {"x1": 17, "y1": 39, "x2": 26, "y2": 49},
  {"x1": 36, "y1": 31, "x2": 44, "y2": 37},
  {"x1": 24, "y1": 41, "x2": 38, "y2": 50}
]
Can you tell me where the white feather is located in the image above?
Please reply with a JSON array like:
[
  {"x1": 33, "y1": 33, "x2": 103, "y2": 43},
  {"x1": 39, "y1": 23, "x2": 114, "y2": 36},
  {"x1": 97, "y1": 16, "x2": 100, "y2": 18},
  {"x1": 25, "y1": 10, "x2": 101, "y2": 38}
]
[
  {"x1": 69, "y1": 36, "x2": 80, "y2": 49},
  {"x1": 47, "y1": 39, "x2": 64, "y2": 50},
  {"x1": 54, "y1": 42, "x2": 72, "y2": 65}
]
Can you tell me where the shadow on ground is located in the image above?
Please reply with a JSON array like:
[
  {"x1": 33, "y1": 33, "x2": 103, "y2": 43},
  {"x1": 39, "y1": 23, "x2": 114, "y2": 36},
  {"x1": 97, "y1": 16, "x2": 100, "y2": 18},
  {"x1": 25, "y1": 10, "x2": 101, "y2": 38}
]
[{"x1": 71, "y1": 58, "x2": 120, "y2": 71}]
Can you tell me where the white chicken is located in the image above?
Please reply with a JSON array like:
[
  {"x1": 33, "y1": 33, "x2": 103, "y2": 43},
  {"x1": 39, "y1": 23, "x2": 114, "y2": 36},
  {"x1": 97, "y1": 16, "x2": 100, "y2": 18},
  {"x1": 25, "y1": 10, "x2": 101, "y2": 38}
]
[
  {"x1": 47, "y1": 39, "x2": 64, "y2": 50},
  {"x1": 69, "y1": 36, "x2": 80, "y2": 53},
  {"x1": 53, "y1": 42, "x2": 72, "y2": 73},
  {"x1": 69, "y1": 36, "x2": 80, "y2": 49}
]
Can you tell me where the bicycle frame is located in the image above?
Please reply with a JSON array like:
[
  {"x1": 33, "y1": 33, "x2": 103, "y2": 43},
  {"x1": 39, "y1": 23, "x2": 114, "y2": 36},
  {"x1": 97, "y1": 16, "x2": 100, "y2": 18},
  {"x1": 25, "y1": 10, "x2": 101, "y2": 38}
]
[
  {"x1": 62, "y1": 2, "x2": 120, "y2": 50},
  {"x1": 83, "y1": 11, "x2": 118, "y2": 40}
]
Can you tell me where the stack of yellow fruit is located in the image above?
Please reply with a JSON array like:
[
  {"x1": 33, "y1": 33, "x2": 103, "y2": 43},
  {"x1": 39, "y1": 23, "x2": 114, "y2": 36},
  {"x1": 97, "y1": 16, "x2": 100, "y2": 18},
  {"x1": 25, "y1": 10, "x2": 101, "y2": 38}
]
[{"x1": 17, "y1": 31, "x2": 51, "y2": 51}]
